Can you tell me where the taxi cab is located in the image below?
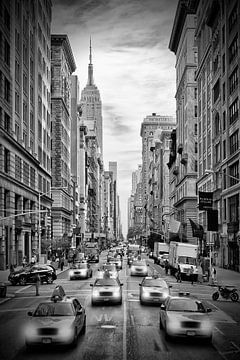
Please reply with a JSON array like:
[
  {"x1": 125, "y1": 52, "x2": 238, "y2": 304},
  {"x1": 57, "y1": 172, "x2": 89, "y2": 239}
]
[
  {"x1": 25, "y1": 286, "x2": 86, "y2": 348},
  {"x1": 69, "y1": 261, "x2": 93, "y2": 280},
  {"x1": 159, "y1": 292, "x2": 213, "y2": 342},
  {"x1": 139, "y1": 276, "x2": 171, "y2": 305},
  {"x1": 90, "y1": 272, "x2": 123, "y2": 305},
  {"x1": 99, "y1": 263, "x2": 118, "y2": 278}
]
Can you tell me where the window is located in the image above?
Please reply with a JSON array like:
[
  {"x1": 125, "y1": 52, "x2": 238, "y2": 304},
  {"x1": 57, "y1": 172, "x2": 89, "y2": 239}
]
[
  {"x1": 4, "y1": 39, "x2": 10, "y2": 66},
  {"x1": 15, "y1": 155, "x2": 22, "y2": 181},
  {"x1": 229, "y1": 194, "x2": 239, "y2": 222},
  {"x1": 229, "y1": 4, "x2": 238, "y2": 33},
  {"x1": 194, "y1": 106, "x2": 197, "y2": 117},
  {"x1": 223, "y1": 139, "x2": 226, "y2": 159},
  {"x1": 38, "y1": 120, "x2": 42, "y2": 140},
  {"x1": 4, "y1": 7, "x2": 10, "y2": 30},
  {"x1": 222, "y1": 25, "x2": 225, "y2": 45},
  {"x1": 229, "y1": 35, "x2": 238, "y2": 64},
  {"x1": 222, "y1": 82, "x2": 225, "y2": 102},
  {"x1": 229, "y1": 66, "x2": 238, "y2": 95},
  {"x1": 4, "y1": 77, "x2": 10, "y2": 102},
  {"x1": 23, "y1": 101, "x2": 27, "y2": 124},
  {"x1": 223, "y1": 111, "x2": 226, "y2": 131},
  {"x1": 4, "y1": 112, "x2": 10, "y2": 132},
  {"x1": 215, "y1": 142, "x2": 221, "y2": 163},
  {"x1": 23, "y1": 161, "x2": 30, "y2": 186},
  {"x1": 229, "y1": 98, "x2": 238, "y2": 125},
  {"x1": 222, "y1": 54, "x2": 225, "y2": 74},
  {"x1": 4, "y1": 148, "x2": 10, "y2": 173},
  {"x1": 194, "y1": 123, "x2": 197, "y2": 135},
  {"x1": 30, "y1": 167, "x2": 35, "y2": 189},
  {"x1": 213, "y1": 80, "x2": 220, "y2": 103},
  {"x1": 23, "y1": 73, "x2": 27, "y2": 93},
  {"x1": 229, "y1": 130, "x2": 239, "y2": 155},
  {"x1": 229, "y1": 161, "x2": 239, "y2": 187},
  {"x1": 30, "y1": 111, "x2": 34, "y2": 131},
  {"x1": 15, "y1": 60, "x2": 20, "y2": 83},
  {"x1": 215, "y1": 112, "x2": 220, "y2": 135}
]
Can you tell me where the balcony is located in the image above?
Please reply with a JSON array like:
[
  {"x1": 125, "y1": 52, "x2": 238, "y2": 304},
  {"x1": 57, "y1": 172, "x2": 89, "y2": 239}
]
[{"x1": 181, "y1": 153, "x2": 188, "y2": 165}]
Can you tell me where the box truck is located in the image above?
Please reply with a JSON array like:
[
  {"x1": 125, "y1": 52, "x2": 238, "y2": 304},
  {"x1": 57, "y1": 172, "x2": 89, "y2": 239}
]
[
  {"x1": 153, "y1": 242, "x2": 169, "y2": 264},
  {"x1": 168, "y1": 242, "x2": 199, "y2": 281}
]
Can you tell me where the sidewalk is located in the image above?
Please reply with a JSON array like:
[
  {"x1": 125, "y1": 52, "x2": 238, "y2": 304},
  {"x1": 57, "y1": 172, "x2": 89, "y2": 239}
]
[
  {"x1": 210, "y1": 266, "x2": 240, "y2": 289},
  {"x1": 0, "y1": 265, "x2": 69, "y2": 304}
]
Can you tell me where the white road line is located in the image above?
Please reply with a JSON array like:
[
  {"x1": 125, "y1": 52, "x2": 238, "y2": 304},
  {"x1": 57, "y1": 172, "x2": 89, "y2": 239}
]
[{"x1": 123, "y1": 292, "x2": 127, "y2": 360}]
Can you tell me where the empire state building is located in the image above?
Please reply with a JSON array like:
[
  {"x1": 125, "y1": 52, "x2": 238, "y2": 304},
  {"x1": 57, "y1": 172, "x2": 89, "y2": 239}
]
[{"x1": 80, "y1": 39, "x2": 103, "y2": 154}]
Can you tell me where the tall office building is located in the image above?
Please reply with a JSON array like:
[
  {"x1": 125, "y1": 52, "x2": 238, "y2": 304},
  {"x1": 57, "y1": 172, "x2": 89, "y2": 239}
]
[
  {"x1": 0, "y1": 0, "x2": 52, "y2": 269},
  {"x1": 51, "y1": 34, "x2": 76, "y2": 244},
  {"x1": 80, "y1": 39, "x2": 103, "y2": 154}
]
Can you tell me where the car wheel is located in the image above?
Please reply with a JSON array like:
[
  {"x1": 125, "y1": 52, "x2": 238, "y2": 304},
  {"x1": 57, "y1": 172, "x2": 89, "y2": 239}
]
[
  {"x1": 91, "y1": 299, "x2": 96, "y2": 306},
  {"x1": 46, "y1": 275, "x2": 53, "y2": 284},
  {"x1": 72, "y1": 328, "x2": 78, "y2": 347},
  {"x1": 81, "y1": 317, "x2": 86, "y2": 334},
  {"x1": 19, "y1": 276, "x2": 27, "y2": 286}
]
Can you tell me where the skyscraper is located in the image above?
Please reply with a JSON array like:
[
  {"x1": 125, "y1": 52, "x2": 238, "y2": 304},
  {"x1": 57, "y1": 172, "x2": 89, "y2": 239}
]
[{"x1": 80, "y1": 38, "x2": 103, "y2": 154}]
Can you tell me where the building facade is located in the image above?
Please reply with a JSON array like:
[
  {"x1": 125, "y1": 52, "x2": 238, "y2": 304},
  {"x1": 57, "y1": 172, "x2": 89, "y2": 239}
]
[
  {"x1": 169, "y1": 0, "x2": 199, "y2": 245},
  {"x1": 51, "y1": 34, "x2": 76, "y2": 249},
  {"x1": 0, "y1": 0, "x2": 52, "y2": 269},
  {"x1": 196, "y1": 0, "x2": 240, "y2": 271}
]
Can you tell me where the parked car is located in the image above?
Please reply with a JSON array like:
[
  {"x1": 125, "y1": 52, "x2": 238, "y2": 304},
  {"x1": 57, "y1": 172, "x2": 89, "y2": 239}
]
[
  {"x1": 69, "y1": 262, "x2": 93, "y2": 280},
  {"x1": 139, "y1": 276, "x2": 171, "y2": 305},
  {"x1": 8, "y1": 264, "x2": 57, "y2": 286},
  {"x1": 25, "y1": 285, "x2": 86, "y2": 347},
  {"x1": 159, "y1": 293, "x2": 213, "y2": 342},
  {"x1": 90, "y1": 273, "x2": 123, "y2": 305}
]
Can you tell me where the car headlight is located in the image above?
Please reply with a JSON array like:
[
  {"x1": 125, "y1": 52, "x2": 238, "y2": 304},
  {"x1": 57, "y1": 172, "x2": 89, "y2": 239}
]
[
  {"x1": 167, "y1": 318, "x2": 181, "y2": 331},
  {"x1": 142, "y1": 289, "x2": 150, "y2": 298},
  {"x1": 24, "y1": 323, "x2": 38, "y2": 338},
  {"x1": 113, "y1": 289, "x2": 121, "y2": 297},
  {"x1": 93, "y1": 289, "x2": 99, "y2": 297},
  {"x1": 69, "y1": 270, "x2": 74, "y2": 277},
  {"x1": 58, "y1": 326, "x2": 74, "y2": 339}
]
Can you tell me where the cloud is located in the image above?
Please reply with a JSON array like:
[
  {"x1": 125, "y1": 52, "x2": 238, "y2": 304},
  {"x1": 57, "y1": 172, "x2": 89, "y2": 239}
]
[{"x1": 52, "y1": 0, "x2": 178, "y2": 235}]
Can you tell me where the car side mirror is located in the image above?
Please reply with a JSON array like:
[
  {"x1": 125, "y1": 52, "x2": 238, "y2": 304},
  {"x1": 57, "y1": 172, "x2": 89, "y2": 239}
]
[
  {"x1": 169, "y1": 285, "x2": 172, "y2": 288},
  {"x1": 160, "y1": 304, "x2": 166, "y2": 311},
  {"x1": 206, "y1": 308, "x2": 212, "y2": 313},
  {"x1": 90, "y1": 284, "x2": 93, "y2": 287},
  {"x1": 120, "y1": 283, "x2": 123, "y2": 286},
  {"x1": 28, "y1": 311, "x2": 33, "y2": 316},
  {"x1": 139, "y1": 284, "x2": 142, "y2": 286}
]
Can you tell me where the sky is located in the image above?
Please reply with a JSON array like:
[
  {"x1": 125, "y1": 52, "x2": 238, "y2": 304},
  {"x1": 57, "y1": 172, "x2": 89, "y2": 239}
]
[{"x1": 51, "y1": 0, "x2": 178, "y2": 237}]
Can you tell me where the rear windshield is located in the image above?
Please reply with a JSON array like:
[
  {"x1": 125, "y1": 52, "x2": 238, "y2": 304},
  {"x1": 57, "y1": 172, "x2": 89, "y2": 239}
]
[{"x1": 168, "y1": 299, "x2": 205, "y2": 312}]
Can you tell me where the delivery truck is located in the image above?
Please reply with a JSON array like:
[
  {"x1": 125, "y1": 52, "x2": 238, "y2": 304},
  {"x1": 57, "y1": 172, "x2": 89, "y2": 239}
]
[
  {"x1": 153, "y1": 242, "x2": 169, "y2": 264},
  {"x1": 168, "y1": 242, "x2": 199, "y2": 281}
]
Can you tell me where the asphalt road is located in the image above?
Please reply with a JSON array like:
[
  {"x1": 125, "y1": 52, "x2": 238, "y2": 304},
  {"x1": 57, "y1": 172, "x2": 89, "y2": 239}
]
[{"x1": 0, "y1": 251, "x2": 239, "y2": 360}]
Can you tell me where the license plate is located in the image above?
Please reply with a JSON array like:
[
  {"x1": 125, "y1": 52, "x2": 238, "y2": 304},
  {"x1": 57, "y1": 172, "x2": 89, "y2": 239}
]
[
  {"x1": 187, "y1": 331, "x2": 195, "y2": 336},
  {"x1": 42, "y1": 338, "x2": 52, "y2": 343}
]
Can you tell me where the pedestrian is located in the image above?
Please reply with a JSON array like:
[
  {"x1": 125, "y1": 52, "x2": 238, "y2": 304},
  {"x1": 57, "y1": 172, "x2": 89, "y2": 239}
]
[
  {"x1": 164, "y1": 259, "x2": 169, "y2": 275},
  {"x1": 190, "y1": 266, "x2": 194, "y2": 284},
  {"x1": 35, "y1": 273, "x2": 40, "y2": 296},
  {"x1": 22, "y1": 256, "x2": 27, "y2": 268},
  {"x1": 211, "y1": 267, "x2": 216, "y2": 283},
  {"x1": 197, "y1": 264, "x2": 203, "y2": 284},
  {"x1": 176, "y1": 264, "x2": 182, "y2": 282},
  {"x1": 60, "y1": 257, "x2": 64, "y2": 271},
  {"x1": 30, "y1": 254, "x2": 36, "y2": 266}
]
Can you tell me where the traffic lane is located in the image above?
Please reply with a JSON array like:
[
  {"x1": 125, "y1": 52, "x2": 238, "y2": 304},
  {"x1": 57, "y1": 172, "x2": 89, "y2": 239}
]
[{"x1": 126, "y1": 292, "x2": 225, "y2": 360}]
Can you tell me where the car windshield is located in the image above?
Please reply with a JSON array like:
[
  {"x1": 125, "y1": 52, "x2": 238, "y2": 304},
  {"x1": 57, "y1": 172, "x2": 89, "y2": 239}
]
[
  {"x1": 132, "y1": 261, "x2": 146, "y2": 266},
  {"x1": 143, "y1": 279, "x2": 167, "y2": 288},
  {"x1": 94, "y1": 278, "x2": 118, "y2": 286},
  {"x1": 178, "y1": 256, "x2": 196, "y2": 265},
  {"x1": 71, "y1": 263, "x2": 88, "y2": 269},
  {"x1": 34, "y1": 302, "x2": 74, "y2": 316},
  {"x1": 103, "y1": 265, "x2": 116, "y2": 271},
  {"x1": 168, "y1": 299, "x2": 206, "y2": 312}
]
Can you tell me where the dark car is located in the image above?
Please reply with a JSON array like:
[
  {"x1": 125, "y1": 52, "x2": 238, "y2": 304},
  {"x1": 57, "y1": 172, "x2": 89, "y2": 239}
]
[
  {"x1": 90, "y1": 273, "x2": 123, "y2": 305},
  {"x1": 139, "y1": 276, "x2": 171, "y2": 305},
  {"x1": 8, "y1": 264, "x2": 57, "y2": 286},
  {"x1": 25, "y1": 285, "x2": 86, "y2": 347}
]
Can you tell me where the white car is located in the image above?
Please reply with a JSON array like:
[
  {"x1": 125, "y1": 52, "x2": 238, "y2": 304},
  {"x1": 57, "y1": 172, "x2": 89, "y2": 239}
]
[
  {"x1": 130, "y1": 260, "x2": 149, "y2": 276},
  {"x1": 160, "y1": 294, "x2": 213, "y2": 342}
]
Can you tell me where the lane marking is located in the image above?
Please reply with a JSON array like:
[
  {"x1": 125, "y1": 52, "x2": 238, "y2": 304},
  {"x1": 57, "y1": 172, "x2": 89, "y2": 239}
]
[{"x1": 123, "y1": 290, "x2": 127, "y2": 360}]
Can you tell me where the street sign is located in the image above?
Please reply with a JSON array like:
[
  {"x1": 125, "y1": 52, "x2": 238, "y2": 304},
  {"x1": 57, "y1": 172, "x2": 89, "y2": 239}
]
[{"x1": 199, "y1": 191, "x2": 213, "y2": 210}]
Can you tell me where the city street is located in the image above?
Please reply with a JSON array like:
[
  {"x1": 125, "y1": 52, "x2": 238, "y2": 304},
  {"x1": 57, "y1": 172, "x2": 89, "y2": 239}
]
[{"x1": 0, "y1": 252, "x2": 239, "y2": 360}]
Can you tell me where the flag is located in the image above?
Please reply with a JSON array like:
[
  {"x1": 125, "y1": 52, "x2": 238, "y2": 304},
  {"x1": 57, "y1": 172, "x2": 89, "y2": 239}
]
[
  {"x1": 189, "y1": 218, "x2": 204, "y2": 238},
  {"x1": 169, "y1": 218, "x2": 181, "y2": 234}
]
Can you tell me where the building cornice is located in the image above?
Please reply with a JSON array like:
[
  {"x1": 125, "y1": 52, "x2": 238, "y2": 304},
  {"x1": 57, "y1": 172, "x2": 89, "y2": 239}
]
[{"x1": 51, "y1": 34, "x2": 76, "y2": 73}]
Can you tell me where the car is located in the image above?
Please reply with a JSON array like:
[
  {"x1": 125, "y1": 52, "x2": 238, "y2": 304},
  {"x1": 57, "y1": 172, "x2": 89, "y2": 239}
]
[
  {"x1": 90, "y1": 273, "x2": 123, "y2": 305},
  {"x1": 69, "y1": 262, "x2": 93, "y2": 280},
  {"x1": 108, "y1": 255, "x2": 123, "y2": 270},
  {"x1": 99, "y1": 263, "x2": 119, "y2": 278},
  {"x1": 139, "y1": 276, "x2": 171, "y2": 305},
  {"x1": 25, "y1": 285, "x2": 86, "y2": 347},
  {"x1": 8, "y1": 264, "x2": 57, "y2": 286},
  {"x1": 159, "y1": 293, "x2": 213, "y2": 342},
  {"x1": 130, "y1": 260, "x2": 149, "y2": 276}
]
